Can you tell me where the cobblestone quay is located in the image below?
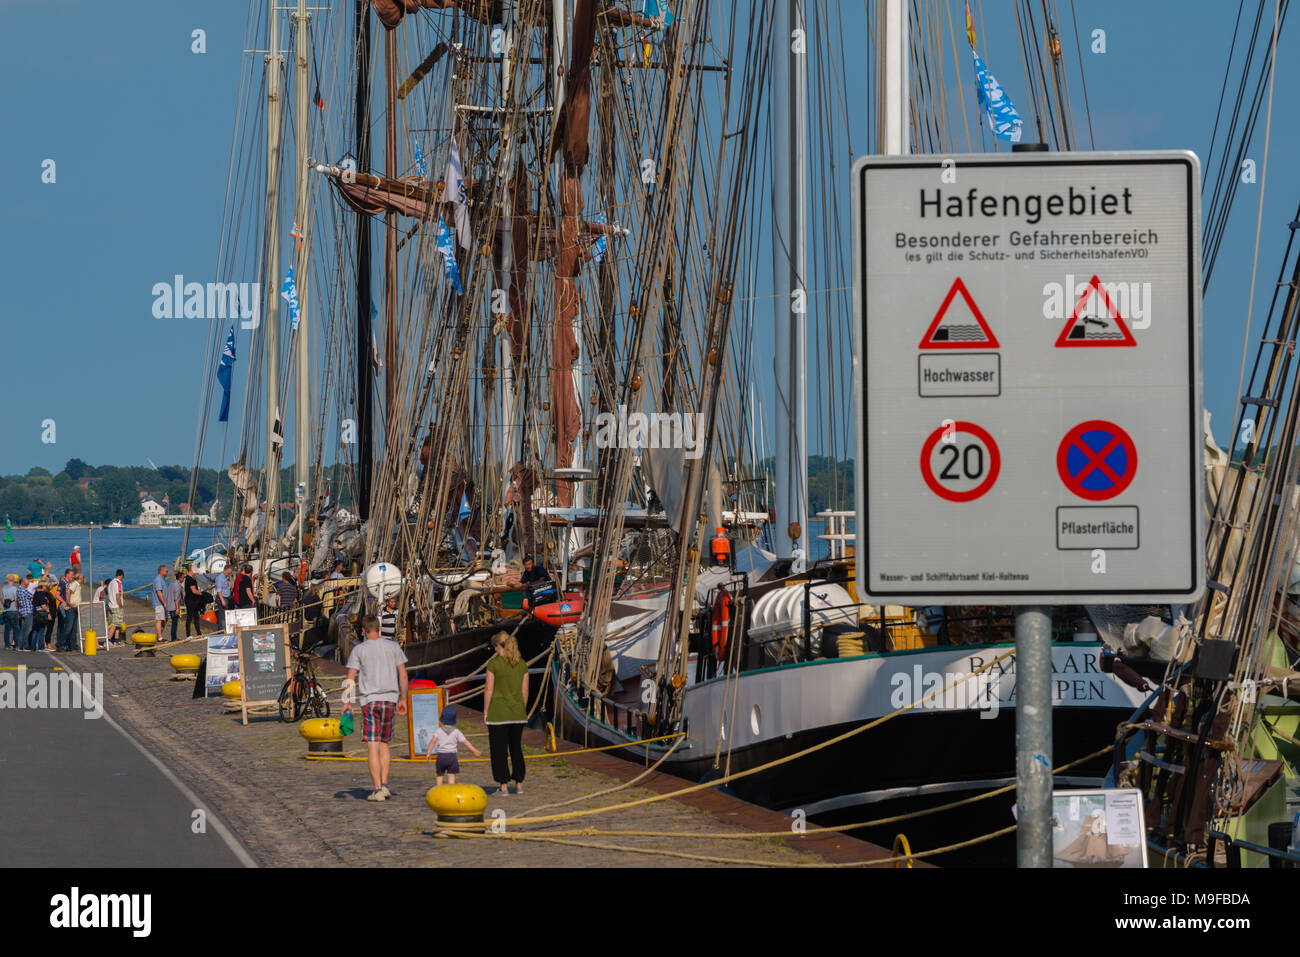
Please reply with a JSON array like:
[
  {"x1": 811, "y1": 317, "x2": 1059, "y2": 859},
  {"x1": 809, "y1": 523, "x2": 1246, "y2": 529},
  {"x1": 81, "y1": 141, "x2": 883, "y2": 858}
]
[{"x1": 63, "y1": 640, "x2": 898, "y2": 867}]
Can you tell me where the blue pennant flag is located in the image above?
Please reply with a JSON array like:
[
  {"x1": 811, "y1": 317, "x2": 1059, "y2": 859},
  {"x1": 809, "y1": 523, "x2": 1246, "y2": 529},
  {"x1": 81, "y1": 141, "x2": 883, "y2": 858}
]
[
  {"x1": 591, "y1": 212, "x2": 608, "y2": 264},
  {"x1": 413, "y1": 141, "x2": 428, "y2": 178},
  {"x1": 972, "y1": 49, "x2": 1023, "y2": 144},
  {"x1": 642, "y1": 0, "x2": 674, "y2": 26},
  {"x1": 436, "y1": 218, "x2": 464, "y2": 294},
  {"x1": 458, "y1": 492, "x2": 471, "y2": 521},
  {"x1": 216, "y1": 327, "x2": 236, "y2": 423},
  {"x1": 281, "y1": 267, "x2": 302, "y2": 331}
]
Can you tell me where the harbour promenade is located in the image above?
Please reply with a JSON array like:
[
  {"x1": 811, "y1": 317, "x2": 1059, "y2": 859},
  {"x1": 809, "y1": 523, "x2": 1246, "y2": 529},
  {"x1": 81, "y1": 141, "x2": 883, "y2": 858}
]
[{"x1": 23, "y1": 637, "x2": 899, "y2": 868}]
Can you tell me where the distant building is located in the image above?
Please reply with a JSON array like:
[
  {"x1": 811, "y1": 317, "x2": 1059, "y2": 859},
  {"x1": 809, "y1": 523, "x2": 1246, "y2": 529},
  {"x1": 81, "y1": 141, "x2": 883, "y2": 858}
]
[{"x1": 137, "y1": 496, "x2": 165, "y2": 526}]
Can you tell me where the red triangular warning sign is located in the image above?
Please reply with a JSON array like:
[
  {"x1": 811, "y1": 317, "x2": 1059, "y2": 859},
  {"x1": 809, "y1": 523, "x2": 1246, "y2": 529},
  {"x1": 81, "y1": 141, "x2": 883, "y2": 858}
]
[
  {"x1": 919, "y1": 277, "x2": 1000, "y2": 350},
  {"x1": 1054, "y1": 275, "x2": 1138, "y2": 348}
]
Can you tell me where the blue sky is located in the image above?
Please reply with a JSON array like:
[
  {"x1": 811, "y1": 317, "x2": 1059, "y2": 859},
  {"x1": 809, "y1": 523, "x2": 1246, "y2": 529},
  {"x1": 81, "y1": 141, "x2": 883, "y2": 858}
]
[{"x1": 0, "y1": 0, "x2": 1295, "y2": 476}]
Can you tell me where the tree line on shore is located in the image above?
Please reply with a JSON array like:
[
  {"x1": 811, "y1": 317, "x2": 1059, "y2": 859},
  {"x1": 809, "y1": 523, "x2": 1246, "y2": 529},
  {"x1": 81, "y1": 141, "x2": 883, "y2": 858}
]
[
  {"x1": 1, "y1": 460, "x2": 361, "y2": 527},
  {"x1": 1, "y1": 455, "x2": 853, "y2": 527},
  {"x1": 0, "y1": 460, "x2": 219, "y2": 526}
]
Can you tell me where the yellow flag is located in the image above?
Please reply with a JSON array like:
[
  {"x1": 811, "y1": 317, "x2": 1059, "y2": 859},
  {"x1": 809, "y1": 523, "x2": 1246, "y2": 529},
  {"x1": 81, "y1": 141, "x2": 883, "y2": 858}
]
[
  {"x1": 643, "y1": 41, "x2": 652, "y2": 67},
  {"x1": 965, "y1": 1, "x2": 977, "y2": 48}
]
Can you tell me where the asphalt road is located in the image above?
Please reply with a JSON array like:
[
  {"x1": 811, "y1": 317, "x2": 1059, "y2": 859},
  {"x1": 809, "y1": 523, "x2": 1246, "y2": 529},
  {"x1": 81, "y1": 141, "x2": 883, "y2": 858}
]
[{"x1": 0, "y1": 646, "x2": 252, "y2": 867}]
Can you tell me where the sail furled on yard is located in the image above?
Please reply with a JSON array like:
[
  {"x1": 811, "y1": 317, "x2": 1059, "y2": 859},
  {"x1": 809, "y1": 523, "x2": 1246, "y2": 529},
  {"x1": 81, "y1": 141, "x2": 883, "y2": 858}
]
[
  {"x1": 550, "y1": 0, "x2": 598, "y2": 507},
  {"x1": 331, "y1": 174, "x2": 441, "y2": 219},
  {"x1": 370, "y1": 0, "x2": 500, "y2": 30}
]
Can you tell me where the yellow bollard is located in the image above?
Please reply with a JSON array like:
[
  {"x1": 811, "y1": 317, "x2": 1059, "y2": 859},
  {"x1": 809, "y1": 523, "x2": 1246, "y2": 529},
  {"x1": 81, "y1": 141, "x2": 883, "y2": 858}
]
[
  {"x1": 426, "y1": 784, "x2": 488, "y2": 828},
  {"x1": 84, "y1": 630, "x2": 98, "y2": 656},
  {"x1": 300, "y1": 718, "x2": 344, "y2": 753}
]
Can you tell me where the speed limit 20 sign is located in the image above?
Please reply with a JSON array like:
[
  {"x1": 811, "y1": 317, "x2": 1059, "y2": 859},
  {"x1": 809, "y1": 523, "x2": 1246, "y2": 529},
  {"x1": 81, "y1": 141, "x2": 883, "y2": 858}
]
[{"x1": 852, "y1": 152, "x2": 1204, "y2": 604}]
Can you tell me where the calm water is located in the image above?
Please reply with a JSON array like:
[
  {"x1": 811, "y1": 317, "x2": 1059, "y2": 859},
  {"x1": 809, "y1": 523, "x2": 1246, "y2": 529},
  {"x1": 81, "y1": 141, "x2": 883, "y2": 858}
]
[{"x1": 0, "y1": 526, "x2": 223, "y2": 594}]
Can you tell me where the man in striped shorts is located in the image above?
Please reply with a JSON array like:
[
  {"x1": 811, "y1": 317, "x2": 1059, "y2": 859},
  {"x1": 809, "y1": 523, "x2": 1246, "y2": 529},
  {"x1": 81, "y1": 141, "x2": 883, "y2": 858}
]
[{"x1": 343, "y1": 615, "x2": 408, "y2": 801}]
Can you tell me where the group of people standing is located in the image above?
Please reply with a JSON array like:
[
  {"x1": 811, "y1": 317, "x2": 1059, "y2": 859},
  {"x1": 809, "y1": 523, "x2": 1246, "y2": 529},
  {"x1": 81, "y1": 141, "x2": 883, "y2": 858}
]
[
  {"x1": 148, "y1": 563, "x2": 215, "y2": 643},
  {"x1": 2, "y1": 550, "x2": 122, "y2": 653}
]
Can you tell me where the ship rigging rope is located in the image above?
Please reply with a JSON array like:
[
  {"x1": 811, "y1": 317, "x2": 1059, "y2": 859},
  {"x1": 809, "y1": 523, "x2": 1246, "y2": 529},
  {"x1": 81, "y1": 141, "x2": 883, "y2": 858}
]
[
  {"x1": 1229, "y1": 0, "x2": 1283, "y2": 465},
  {"x1": 440, "y1": 647, "x2": 1019, "y2": 828},
  {"x1": 305, "y1": 731, "x2": 685, "y2": 764},
  {"x1": 437, "y1": 822, "x2": 1021, "y2": 868},
  {"x1": 471, "y1": 742, "x2": 1116, "y2": 841}
]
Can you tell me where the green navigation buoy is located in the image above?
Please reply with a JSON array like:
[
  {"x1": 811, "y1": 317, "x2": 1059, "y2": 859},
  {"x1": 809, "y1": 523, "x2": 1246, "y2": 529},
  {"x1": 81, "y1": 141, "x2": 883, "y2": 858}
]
[{"x1": 3, "y1": 516, "x2": 12, "y2": 543}]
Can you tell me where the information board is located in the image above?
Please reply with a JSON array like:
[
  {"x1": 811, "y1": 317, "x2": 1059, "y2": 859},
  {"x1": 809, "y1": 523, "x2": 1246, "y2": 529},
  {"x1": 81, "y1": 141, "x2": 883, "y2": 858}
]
[
  {"x1": 1051, "y1": 788, "x2": 1147, "y2": 868},
  {"x1": 407, "y1": 686, "x2": 448, "y2": 760},
  {"x1": 853, "y1": 151, "x2": 1204, "y2": 604},
  {"x1": 235, "y1": 623, "x2": 289, "y2": 723},
  {"x1": 204, "y1": 631, "x2": 240, "y2": 698}
]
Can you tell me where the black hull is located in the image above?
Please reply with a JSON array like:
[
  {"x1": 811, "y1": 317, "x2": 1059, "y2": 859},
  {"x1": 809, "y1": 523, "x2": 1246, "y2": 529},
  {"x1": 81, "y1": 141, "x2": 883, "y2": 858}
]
[
  {"x1": 558, "y1": 689, "x2": 1124, "y2": 862},
  {"x1": 658, "y1": 707, "x2": 1122, "y2": 811}
]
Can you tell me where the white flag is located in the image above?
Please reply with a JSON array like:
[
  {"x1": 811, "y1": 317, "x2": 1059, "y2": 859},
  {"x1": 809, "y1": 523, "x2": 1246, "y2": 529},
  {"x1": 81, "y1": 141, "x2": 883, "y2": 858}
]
[{"x1": 443, "y1": 139, "x2": 471, "y2": 250}]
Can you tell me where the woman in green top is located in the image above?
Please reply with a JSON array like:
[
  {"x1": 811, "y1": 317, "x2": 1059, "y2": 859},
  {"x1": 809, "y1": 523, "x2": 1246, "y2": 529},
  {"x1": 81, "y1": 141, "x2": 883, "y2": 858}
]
[{"x1": 484, "y1": 631, "x2": 529, "y2": 795}]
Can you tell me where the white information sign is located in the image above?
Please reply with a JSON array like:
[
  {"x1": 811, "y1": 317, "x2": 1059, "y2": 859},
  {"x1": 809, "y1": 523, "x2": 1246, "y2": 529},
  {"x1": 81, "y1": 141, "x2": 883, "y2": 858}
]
[
  {"x1": 1051, "y1": 787, "x2": 1147, "y2": 868},
  {"x1": 853, "y1": 151, "x2": 1204, "y2": 604}
]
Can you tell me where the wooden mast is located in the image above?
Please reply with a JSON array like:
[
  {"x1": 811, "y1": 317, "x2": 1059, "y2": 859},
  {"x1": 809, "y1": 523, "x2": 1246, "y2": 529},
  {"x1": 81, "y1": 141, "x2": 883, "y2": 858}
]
[
  {"x1": 384, "y1": 30, "x2": 400, "y2": 443},
  {"x1": 354, "y1": 0, "x2": 374, "y2": 522},
  {"x1": 263, "y1": 1, "x2": 286, "y2": 548}
]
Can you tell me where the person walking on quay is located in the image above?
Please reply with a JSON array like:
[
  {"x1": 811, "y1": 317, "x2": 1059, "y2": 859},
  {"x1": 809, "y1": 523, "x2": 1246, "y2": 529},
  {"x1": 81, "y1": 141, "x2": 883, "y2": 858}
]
[
  {"x1": 166, "y1": 570, "x2": 184, "y2": 643},
  {"x1": 69, "y1": 545, "x2": 81, "y2": 576},
  {"x1": 343, "y1": 614, "x2": 408, "y2": 802},
  {"x1": 151, "y1": 564, "x2": 169, "y2": 643},
  {"x1": 183, "y1": 566, "x2": 206, "y2": 637},
  {"x1": 425, "y1": 705, "x2": 481, "y2": 786},
  {"x1": 105, "y1": 570, "x2": 125, "y2": 646},
  {"x1": 214, "y1": 565, "x2": 232, "y2": 628},
  {"x1": 273, "y1": 570, "x2": 300, "y2": 642},
  {"x1": 15, "y1": 575, "x2": 35, "y2": 652},
  {"x1": 483, "y1": 631, "x2": 529, "y2": 796},
  {"x1": 2, "y1": 574, "x2": 20, "y2": 649}
]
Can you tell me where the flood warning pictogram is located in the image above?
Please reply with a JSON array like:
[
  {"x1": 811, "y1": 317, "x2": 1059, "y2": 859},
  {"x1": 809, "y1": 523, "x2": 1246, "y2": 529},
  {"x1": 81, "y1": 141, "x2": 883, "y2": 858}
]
[{"x1": 918, "y1": 277, "x2": 1000, "y2": 350}]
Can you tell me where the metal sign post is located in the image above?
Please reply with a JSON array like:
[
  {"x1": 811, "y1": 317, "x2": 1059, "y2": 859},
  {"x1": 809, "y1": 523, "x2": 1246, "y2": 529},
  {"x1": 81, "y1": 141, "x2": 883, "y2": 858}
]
[
  {"x1": 1015, "y1": 606, "x2": 1052, "y2": 867},
  {"x1": 852, "y1": 151, "x2": 1205, "y2": 866}
]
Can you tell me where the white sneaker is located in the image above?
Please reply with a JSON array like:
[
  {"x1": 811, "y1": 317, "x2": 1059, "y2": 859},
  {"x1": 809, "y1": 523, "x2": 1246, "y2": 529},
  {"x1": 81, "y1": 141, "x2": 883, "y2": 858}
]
[
  {"x1": 367, "y1": 789, "x2": 387, "y2": 802},
  {"x1": 378, "y1": 785, "x2": 392, "y2": 799}
]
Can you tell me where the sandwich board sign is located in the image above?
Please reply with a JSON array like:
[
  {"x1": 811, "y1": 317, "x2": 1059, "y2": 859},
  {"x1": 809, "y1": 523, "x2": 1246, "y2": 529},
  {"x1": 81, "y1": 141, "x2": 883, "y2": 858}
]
[
  {"x1": 235, "y1": 623, "x2": 290, "y2": 724},
  {"x1": 852, "y1": 151, "x2": 1204, "y2": 604}
]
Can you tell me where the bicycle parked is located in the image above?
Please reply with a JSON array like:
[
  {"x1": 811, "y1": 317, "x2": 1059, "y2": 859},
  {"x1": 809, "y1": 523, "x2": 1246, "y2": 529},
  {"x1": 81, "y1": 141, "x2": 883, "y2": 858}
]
[{"x1": 278, "y1": 643, "x2": 333, "y2": 722}]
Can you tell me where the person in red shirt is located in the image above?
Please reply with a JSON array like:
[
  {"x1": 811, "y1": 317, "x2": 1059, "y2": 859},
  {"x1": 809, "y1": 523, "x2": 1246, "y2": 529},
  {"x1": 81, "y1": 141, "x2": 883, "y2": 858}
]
[{"x1": 70, "y1": 546, "x2": 82, "y2": 573}]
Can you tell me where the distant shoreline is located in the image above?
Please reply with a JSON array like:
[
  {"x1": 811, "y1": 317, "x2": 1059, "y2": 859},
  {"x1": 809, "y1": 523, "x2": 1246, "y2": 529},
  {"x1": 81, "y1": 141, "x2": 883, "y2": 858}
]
[{"x1": 7, "y1": 524, "x2": 200, "y2": 531}]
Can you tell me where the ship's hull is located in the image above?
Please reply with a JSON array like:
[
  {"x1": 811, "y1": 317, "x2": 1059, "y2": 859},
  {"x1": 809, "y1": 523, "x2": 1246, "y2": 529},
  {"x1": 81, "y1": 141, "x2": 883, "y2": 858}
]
[{"x1": 555, "y1": 641, "x2": 1144, "y2": 817}]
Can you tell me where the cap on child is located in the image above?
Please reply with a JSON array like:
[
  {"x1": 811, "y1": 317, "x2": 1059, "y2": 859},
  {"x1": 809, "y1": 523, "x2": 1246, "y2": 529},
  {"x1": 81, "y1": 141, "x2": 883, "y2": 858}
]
[{"x1": 440, "y1": 705, "x2": 457, "y2": 725}]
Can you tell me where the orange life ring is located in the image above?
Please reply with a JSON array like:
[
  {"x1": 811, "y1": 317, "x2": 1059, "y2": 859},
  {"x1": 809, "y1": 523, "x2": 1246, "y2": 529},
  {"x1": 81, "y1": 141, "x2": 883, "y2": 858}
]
[{"x1": 711, "y1": 591, "x2": 731, "y2": 661}]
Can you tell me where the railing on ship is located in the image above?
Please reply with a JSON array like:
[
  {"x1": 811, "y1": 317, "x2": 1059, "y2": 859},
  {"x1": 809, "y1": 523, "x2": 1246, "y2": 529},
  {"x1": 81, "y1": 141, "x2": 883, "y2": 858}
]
[
  {"x1": 553, "y1": 652, "x2": 677, "y2": 749},
  {"x1": 698, "y1": 584, "x2": 1031, "y2": 682}
]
